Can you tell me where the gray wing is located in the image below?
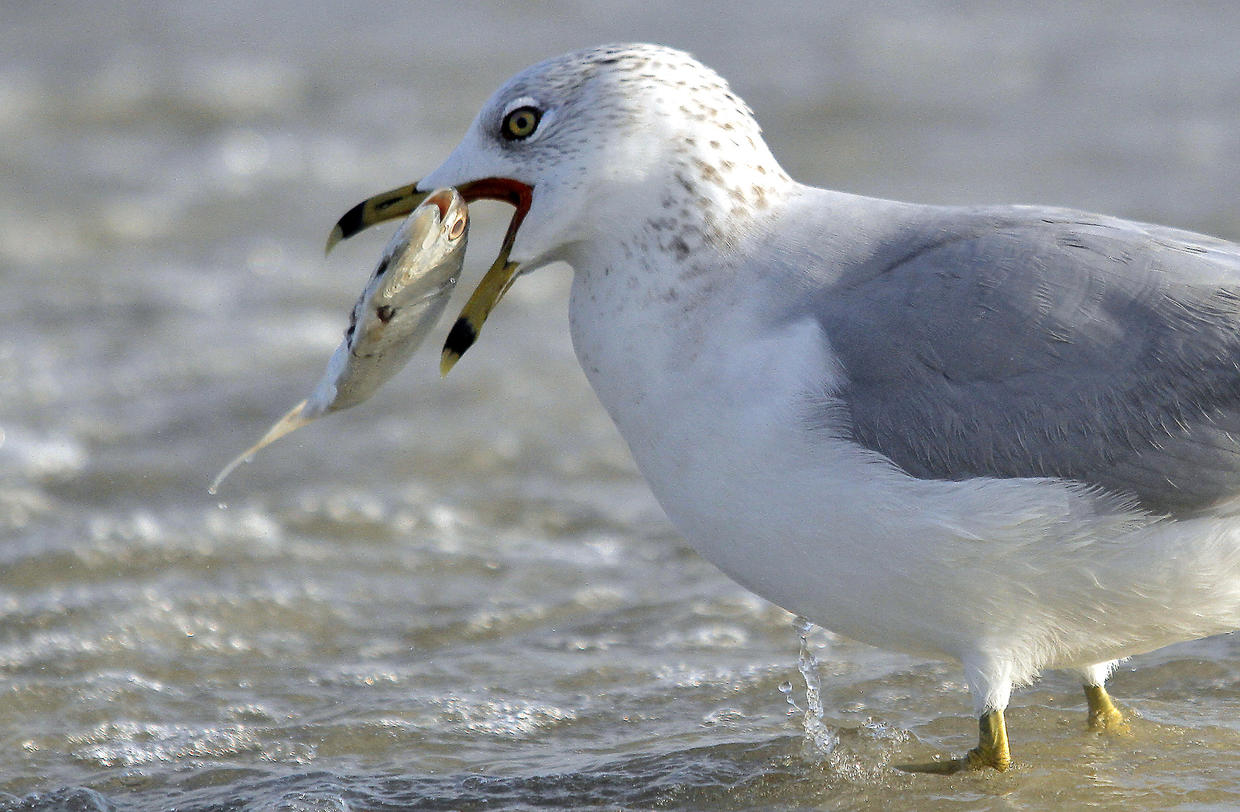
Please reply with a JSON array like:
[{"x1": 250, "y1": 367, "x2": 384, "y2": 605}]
[{"x1": 807, "y1": 204, "x2": 1240, "y2": 516}]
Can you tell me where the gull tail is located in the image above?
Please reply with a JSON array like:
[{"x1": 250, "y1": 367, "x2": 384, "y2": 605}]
[{"x1": 209, "y1": 399, "x2": 313, "y2": 494}]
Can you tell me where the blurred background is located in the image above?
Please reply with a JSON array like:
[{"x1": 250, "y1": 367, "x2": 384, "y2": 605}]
[{"x1": 3, "y1": 2, "x2": 1240, "y2": 809}]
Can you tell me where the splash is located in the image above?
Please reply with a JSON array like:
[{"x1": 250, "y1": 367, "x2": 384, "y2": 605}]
[{"x1": 783, "y1": 615, "x2": 840, "y2": 756}]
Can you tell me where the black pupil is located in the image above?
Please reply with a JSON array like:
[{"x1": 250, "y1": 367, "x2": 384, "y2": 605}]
[{"x1": 505, "y1": 107, "x2": 539, "y2": 139}]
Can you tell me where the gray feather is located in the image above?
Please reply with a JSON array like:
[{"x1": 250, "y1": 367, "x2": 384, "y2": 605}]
[{"x1": 789, "y1": 197, "x2": 1240, "y2": 516}]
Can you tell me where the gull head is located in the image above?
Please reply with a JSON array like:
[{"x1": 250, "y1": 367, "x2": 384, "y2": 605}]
[{"x1": 328, "y1": 43, "x2": 790, "y2": 371}]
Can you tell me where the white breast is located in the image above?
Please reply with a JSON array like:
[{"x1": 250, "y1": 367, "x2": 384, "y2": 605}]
[{"x1": 565, "y1": 235, "x2": 1240, "y2": 701}]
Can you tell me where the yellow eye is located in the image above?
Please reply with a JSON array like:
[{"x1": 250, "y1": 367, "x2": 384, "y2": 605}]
[
  {"x1": 447, "y1": 213, "x2": 466, "y2": 240},
  {"x1": 501, "y1": 106, "x2": 541, "y2": 141}
]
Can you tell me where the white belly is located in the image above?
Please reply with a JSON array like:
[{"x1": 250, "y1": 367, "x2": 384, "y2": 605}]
[{"x1": 567, "y1": 263, "x2": 1240, "y2": 689}]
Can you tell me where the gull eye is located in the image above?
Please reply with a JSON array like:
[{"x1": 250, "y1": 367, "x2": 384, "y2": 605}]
[
  {"x1": 447, "y1": 213, "x2": 466, "y2": 240},
  {"x1": 501, "y1": 105, "x2": 541, "y2": 141}
]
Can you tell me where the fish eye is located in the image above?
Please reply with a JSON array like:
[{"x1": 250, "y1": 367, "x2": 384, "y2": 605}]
[
  {"x1": 501, "y1": 105, "x2": 541, "y2": 141},
  {"x1": 447, "y1": 213, "x2": 466, "y2": 240}
]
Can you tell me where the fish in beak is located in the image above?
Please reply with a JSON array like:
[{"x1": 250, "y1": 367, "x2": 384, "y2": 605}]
[
  {"x1": 326, "y1": 178, "x2": 534, "y2": 375},
  {"x1": 211, "y1": 187, "x2": 471, "y2": 493}
]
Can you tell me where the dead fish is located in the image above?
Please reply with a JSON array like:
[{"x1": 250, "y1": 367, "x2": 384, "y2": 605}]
[{"x1": 210, "y1": 187, "x2": 469, "y2": 493}]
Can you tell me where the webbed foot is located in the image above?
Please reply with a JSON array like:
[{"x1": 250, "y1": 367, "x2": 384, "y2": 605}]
[
  {"x1": 1084, "y1": 683, "x2": 1129, "y2": 733},
  {"x1": 897, "y1": 709, "x2": 1011, "y2": 774}
]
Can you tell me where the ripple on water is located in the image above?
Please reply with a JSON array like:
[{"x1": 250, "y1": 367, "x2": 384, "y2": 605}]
[
  {"x1": 0, "y1": 430, "x2": 87, "y2": 481},
  {"x1": 66, "y1": 720, "x2": 317, "y2": 769},
  {"x1": 430, "y1": 696, "x2": 578, "y2": 739}
]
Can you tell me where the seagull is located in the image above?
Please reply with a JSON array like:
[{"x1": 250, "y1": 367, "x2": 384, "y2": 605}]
[{"x1": 327, "y1": 43, "x2": 1240, "y2": 773}]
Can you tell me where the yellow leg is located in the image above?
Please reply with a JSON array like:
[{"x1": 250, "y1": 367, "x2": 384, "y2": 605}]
[
  {"x1": 898, "y1": 709, "x2": 1011, "y2": 774},
  {"x1": 1084, "y1": 684, "x2": 1127, "y2": 732}
]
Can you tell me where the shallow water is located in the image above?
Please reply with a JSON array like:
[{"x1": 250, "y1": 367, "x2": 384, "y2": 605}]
[{"x1": 4, "y1": 2, "x2": 1240, "y2": 809}]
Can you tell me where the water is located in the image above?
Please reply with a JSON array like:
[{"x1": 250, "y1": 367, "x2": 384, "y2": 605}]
[{"x1": 4, "y1": 2, "x2": 1240, "y2": 809}]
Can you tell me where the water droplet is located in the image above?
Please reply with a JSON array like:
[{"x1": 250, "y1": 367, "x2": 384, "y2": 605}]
[{"x1": 790, "y1": 616, "x2": 839, "y2": 756}]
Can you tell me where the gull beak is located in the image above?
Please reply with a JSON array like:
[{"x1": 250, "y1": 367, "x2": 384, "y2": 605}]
[
  {"x1": 326, "y1": 178, "x2": 534, "y2": 375},
  {"x1": 325, "y1": 182, "x2": 428, "y2": 254}
]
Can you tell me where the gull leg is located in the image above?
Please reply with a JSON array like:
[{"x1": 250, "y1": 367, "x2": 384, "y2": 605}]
[
  {"x1": 1079, "y1": 661, "x2": 1128, "y2": 732},
  {"x1": 897, "y1": 709, "x2": 1011, "y2": 773},
  {"x1": 898, "y1": 655, "x2": 1013, "y2": 774},
  {"x1": 1084, "y1": 684, "x2": 1126, "y2": 731}
]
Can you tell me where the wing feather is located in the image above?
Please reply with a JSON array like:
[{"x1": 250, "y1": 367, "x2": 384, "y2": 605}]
[{"x1": 803, "y1": 203, "x2": 1240, "y2": 515}]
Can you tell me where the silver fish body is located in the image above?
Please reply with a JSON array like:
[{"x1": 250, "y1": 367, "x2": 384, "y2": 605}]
[
  {"x1": 211, "y1": 187, "x2": 468, "y2": 492},
  {"x1": 308, "y1": 187, "x2": 469, "y2": 414}
]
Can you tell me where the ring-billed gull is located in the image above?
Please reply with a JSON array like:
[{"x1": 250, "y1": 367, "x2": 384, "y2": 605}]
[{"x1": 328, "y1": 44, "x2": 1240, "y2": 772}]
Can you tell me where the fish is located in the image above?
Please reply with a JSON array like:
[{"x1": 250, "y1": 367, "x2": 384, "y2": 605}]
[{"x1": 210, "y1": 187, "x2": 469, "y2": 493}]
